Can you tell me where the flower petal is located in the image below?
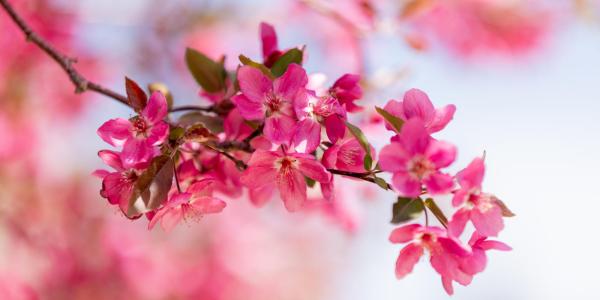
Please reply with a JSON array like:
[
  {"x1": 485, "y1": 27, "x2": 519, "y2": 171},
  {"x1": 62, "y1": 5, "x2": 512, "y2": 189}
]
[
  {"x1": 457, "y1": 158, "x2": 485, "y2": 190},
  {"x1": 98, "y1": 150, "x2": 124, "y2": 171},
  {"x1": 378, "y1": 142, "x2": 410, "y2": 173},
  {"x1": 324, "y1": 115, "x2": 345, "y2": 144},
  {"x1": 429, "y1": 104, "x2": 456, "y2": 133},
  {"x1": 448, "y1": 208, "x2": 470, "y2": 237},
  {"x1": 478, "y1": 240, "x2": 512, "y2": 251},
  {"x1": 392, "y1": 172, "x2": 422, "y2": 197},
  {"x1": 389, "y1": 224, "x2": 421, "y2": 243},
  {"x1": 424, "y1": 172, "x2": 454, "y2": 195},
  {"x1": 295, "y1": 155, "x2": 331, "y2": 183},
  {"x1": 399, "y1": 119, "x2": 430, "y2": 155},
  {"x1": 395, "y1": 243, "x2": 424, "y2": 279},
  {"x1": 471, "y1": 205, "x2": 504, "y2": 237},
  {"x1": 273, "y1": 63, "x2": 308, "y2": 100},
  {"x1": 277, "y1": 169, "x2": 307, "y2": 212},
  {"x1": 260, "y1": 22, "x2": 278, "y2": 58},
  {"x1": 241, "y1": 165, "x2": 278, "y2": 189},
  {"x1": 231, "y1": 94, "x2": 266, "y2": 120},
  {"x1": 237, "y1": 66, "x2": 272, "y2": 103},
  {"x1": 264, "y1": 114, "x2": 295, "y2": 145},
  {"x1": 97, "y1": 118, "x2": 131, "y2": 147},
  {"x1": 142, "y1": 92, "x2": 168, "y2": 124},
  {"x1": 426, "y1": 140, "x2": 456, "y2": 169},
  {"x1": 121, "y1": 139, "x2": 154, "y2": 168},
  {"x1": 292, "y1": 118, "x2": 321, "y2": 153},
  {"x1": 190, "y1": 196, "x2": 226, "y2": 214},
  {"x1": 402, "y1": 88, "x2": 435, "y2": 123},
  {"x1": 146, "y1": 121, "x2": 169, "y2": 146}
]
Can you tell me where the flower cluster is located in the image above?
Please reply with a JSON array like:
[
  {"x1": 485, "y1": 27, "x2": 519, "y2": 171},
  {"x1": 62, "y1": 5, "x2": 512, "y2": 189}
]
[{"x1": 93, "y1": 22, "x2": 513, "y2": 294}]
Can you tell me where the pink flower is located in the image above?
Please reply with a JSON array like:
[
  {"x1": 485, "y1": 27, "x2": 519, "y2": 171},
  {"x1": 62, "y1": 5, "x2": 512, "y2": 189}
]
[
  {"x1": 383, "y1": 88, "x2": 455, "y2": 134},
  {"x1": 460, "y1": 232, "x2": 511, "y2": 275},
  {"x1": 94, "y1": 150, "x2": 146, "y2": 215},
  {"x1": 292, "y1": 91, "x2": 347, "y2": 153},
  {"x1": 97, "y1": 91, "x2": 169, "y2": 165},
  {"x1": 322, "y1": 136, "x2": 373, "y2": 173},
  {"x1": 329, "y1": 73, "x2": 363, "y2": 112},
  {"x1": 240, "y1": 150, "x2": 332, "y2": 212},
  {"x1": 449, "y1": 158, "x2": 504, "y2": 237},
  {"x1": 231, "y1": 64, "x2": 307, "y2": 145},
  {"x1": 379, "y1": 119, "x2": 456, "y2": 197},
  {"x1": 389, "y1": 224, "x2": 471, "y2": 295},
  {"x1": 148, "y1": 178, "x2": 226, "y2": 232}
]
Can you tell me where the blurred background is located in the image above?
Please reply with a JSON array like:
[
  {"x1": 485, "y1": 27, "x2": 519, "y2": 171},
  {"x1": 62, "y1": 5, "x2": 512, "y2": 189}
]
[{"x1": 1, "y1": 0, "x2": 599, "y2": 299}]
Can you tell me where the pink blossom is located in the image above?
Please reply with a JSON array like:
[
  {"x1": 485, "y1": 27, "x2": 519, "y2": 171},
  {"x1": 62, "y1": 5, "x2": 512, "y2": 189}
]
[
  {"x1": 292, "y1": 91, "x2": 347, "y2": 153},
  {"x1": 460, "y1": 232, "x2": 511, "y2": 275},
  {"x1": 389, "y1": 224, "x2": 471, "y2": 295},
  {"x1": 379, "y1": 119, "x2": 456, "y2": 197},
  {"x1": 383, "y1": 88, "x2": 456, "y2": 134},
  {"x1": 231, "y1": 64, "x2": 308, "y2": 145},
  {"x1": 329, "y1": 73, "x2": 363, "y2": 112},
  {"x1": 97, "y1": 91, "x2": 169, "y2": 165},
  {"x1": 240, "y1": 150, "x2": 331, "y2": 212},
  {"x1": 148, "y1": 178, "x2": 226, "y2": 231},
  {"x1": 260, "y1": 22, "x2": 283, "y2": 67},
  {"x1": 449, "y1": 158, "x2": 504, "y2": 237},
  {"x1": 322, "y1": 136, "x2": 373, "y2": 173}
]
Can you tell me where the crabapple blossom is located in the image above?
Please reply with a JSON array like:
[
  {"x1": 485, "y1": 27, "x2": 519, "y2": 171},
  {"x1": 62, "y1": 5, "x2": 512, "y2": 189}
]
[
  {"x1": 379, "y1": 119, "x2": 456, "y2": 197},
  {"x1": 97, "y1": 91, "x2": 169, "y2": 165},
  {"x1": 329, "y1": 73, "x2": 363, "y2": 112},
  {"x1": 448, "y1": 157, "x2": 505, "y2": 237},
  {"x1": 322, "y1": 135, "x2": 373, "y2": 173}
]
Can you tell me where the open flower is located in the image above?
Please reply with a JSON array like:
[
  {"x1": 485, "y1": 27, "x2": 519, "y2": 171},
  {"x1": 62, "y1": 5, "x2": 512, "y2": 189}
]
[
  {"x1": 389, "y1": 224, "x2": 472, "y2": 295},
  {"x1": 232, "y1": 64, "x2": 307, "y2": 145},
  {"x1": 240, "y1": 150, "x2": 331, "y2": 212},
  {"x1": 148, "y1": 178, "x2": 226, "y2": 232},
  {"x1": 329, "y1": 73, "x2": 363, "y2": 112},
  {"x1": 97, "y1": 91, "x2": 169, "y2": 165},
  {"x1": 322, "y1": 136, "x2": 373, "y2": 173},
  {"x1": 449, "y1": 158, "x2": 505, "y2": 237},
  {"x1": 379, "y1": 119, "x2": 456, "y2": 197},
  {"x1": 383, "y1": 88, "x2": 455, "y2": 134}
]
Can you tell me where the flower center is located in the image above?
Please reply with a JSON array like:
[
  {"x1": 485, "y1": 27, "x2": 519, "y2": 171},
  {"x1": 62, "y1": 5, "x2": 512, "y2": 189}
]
[
  {"x1": 265, "y1": 92, "x2": 283, "y2": 113},
  {"x1": 131, "y1": 116, "x2": 149, "y2": 137},
  {"x1": 312, "y1": 96, "x2": 337, "y2": 118},
  {"x1": 277, "y1": 157, "x2": 298, "y2": 174},
  {"x1": 408, "y1": 156, "x2": 435, "y2": 179},
  {"x1": 123, "y1": 170, "x2": 138, "y2": 183}
]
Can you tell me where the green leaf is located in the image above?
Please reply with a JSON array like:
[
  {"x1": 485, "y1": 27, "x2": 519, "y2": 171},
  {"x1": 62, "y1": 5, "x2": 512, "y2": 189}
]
[
  {"x1": 493, "y1": 197, "x2": 516, "y2": 217},
  {"x1": 391, "y1": 197, "x2": 424, "y2": 224},
  {"x1": 125, "y1": 77, "x2": 147, "y2": 112},
  {"x1": 239, "y1": 55, "x2": 273, "y2": 78},
  {"x1": 305, "y1": 177, "x2": 316, "y2": 188},
  {"x1": 270, "y1": 48, "x2": 303, "y2": 77},
  {"x1": 345, "y1": 121, "x2": 373, "y2": 171},
  {"x1": 373, "y1": 176, "x2": 390, "y2": 190},
  {"x1": 127, "y1": 155, "x2": 174, "y2": 218},
  {"x1": 168, "y1": 126, "x2": 185, "y2": 143},
  {"x1": 185, "y1": 48, "x2": 226, "y2": 93},
  {"x1": 423, "y1": 198, "x2": 448, "y2": 227},
  {"x1": 375, "y1": 106, "x2": 404, "y2": 133},
  {"x1": 177, "y1": 112, "x2": 224, "y2": 133}
]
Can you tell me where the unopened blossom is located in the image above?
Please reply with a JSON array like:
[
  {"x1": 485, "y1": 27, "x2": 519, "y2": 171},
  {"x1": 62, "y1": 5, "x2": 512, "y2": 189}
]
[
  {"x1": 389, "y1": 224, "x2": 472, "y2": 295},
  {"x1": 148, "y1": 178, "x2": 226, "y2": 232},
  {"x1": 322, "y1": 136, "x2": 373, "y2": 173},
  {"x1": 231, "y1": 64, "x2": 307, "y2": 145},
  {"x1": 260, "y1": 22, "x2": 282, "y2": 67},
  {"x1": 383, "y1": 88, "x2": 456, "y2": 134},
  {"x1": 449, "y1": 158, "x2": 504, "y2": 237},
  {"x1": 329, "y1": 73, "x2": 363, "y2": 112},
  {"x1": 292, "y1": 91, "x2": 347, "y2": 153},
  {"x1": 379, "y1": 119, "x2": 456, "y2": 197},
  {"x1": 240, "y1": 150, "x2": 331, "y2": 212},
  {"x1": 97, "y1": 91, "x2": 169, "y2": 165}
]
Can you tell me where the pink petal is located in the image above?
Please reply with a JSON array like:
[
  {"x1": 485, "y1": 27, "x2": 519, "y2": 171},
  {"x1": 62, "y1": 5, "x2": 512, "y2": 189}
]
[
  {"x1": 277, "y1": 169, "x2": 307, "y2": 212},
  {"x1": 146, "y1": 121, "x2": 169, "y2": 146},
  {"x1": 247, "y1": 150, "x2": 281, "y2": 166},
  {"x1": 273, "y1": 63, "x2": 308, "y2": 100},
  {"x1": 160, "y1": 206, "x2": 184, "y2": 232},
  {"x1": 264, "y1": 114, "x2": 295, "y2": 145},
  {"x1": 241, "y1": 165, "x2": 278, "y2": 189},
  {"x1": 335, "y1": 138, "x2": 368, "y2": 172},
  {"x1": 237, "y1": 66, "x2": 272, "y2": 103},
  {"x1": 292, "y1": 118, "x2": 321, "y2": 153},
  {"x1": 324, "y1": 115, "x2": 345, "y2": 144},
  {"x1": 389, "y1": 224, "x2": 421, "y2": 243},
  {"x1": 402, "y1": 88, "x2": 435, "y2": 123},
  {"x1": 121, "y1": 139, "x2": 154, "y2": 167},
  {"x1": 260, "y1": 22, "x2": 278, "y2": 58},
  {"x1": 187, "y1": 178, "x2": 215, "y2": 197},
  {"x1": 438, "y1": 237, "x2": 471, "y2": 257},
  {"x1": 471, "y1": 205, "x2": 504, "y2": 237},
  {"x1": 231, "y1": 94, "x2": 266, "y2": 120},
  {"x1": 395, "y1": 243, "x2": 424, "y2": 279},
  {"x1": 142, "y1": 92, "x2": 168, "y2": 124},
  {"x1": 383, "y1": 99, "x2": 405, "y2": 131},
  {"x1": 448, "y1": 208, "x2": 470, "y2": 237},
  {"x1": 457, "y1": 158, "x2": 485, "y2": 190},
  {"x1": 321, "y1": 143, "x2": 339, "y2": 169},
  {"x1": 478, "y1": 240, "x2": 512, "y2": 251},
  {"x1": 249, "y1": 184, "x2": 275, "y2": 207},
  {"x1": 426, "y1": 140, "x2": 456, "y2": 169},
  {"x1": 392, "y1": 172, "x2": 422, "y2": 197},
  {"x1": 92, "y1": 169, "x2": 110, "y2": 179},
  {"x1": 101, "y1": 172, "x2": 134, "y2": 212},
  {"x1": 423, "y1": 172, "x2": 454, "y2": 195},
  {"x1": 460, "y1": 249, "x2": 487, "y2": 275},
  {"x1": 399, "y1": 119, "x2": 430, "y2": 155},
  {"x1": 97, "y1": 118, "x2": 131, "y2": 147},
  {"x1": 429, "y1": 104, "x2": 456, "y2": 133},
  {"x1": 441, "y1": 277, "x2": 454, "y2": 295},
  {"x1": 378, "y1": 143, "x2": 410, "y2": 173},
  {"x1": 190, "y1": 196, "x2": 226, "y2": 214},
  {"x1": 295, "y1": 155, "x2": 331, "y2": 183},
  {"x1": 98, "y1": 150, "x2": 124, "y2": 171},
  {"x1": 452, "y1": 189, "x2": 469, "y2": 207}
]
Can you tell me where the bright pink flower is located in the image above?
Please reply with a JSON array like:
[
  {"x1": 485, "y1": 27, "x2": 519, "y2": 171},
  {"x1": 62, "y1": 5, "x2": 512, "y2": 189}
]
[
  {"x1": 94, "y1": 150, "x2": 147, "y2": 215},
  {"x1": 231, "y1": 64, "x2": 307, "y2": 145},
  {"x1": 322, "y1": 136, "x2": 373, "y2": 173},
  {"x1": 449, "y1": 158, "x2": 504, "y2": 237},
  {"x1": 379, "y1": 119, "x2": 456, "y2": 197},
  {"x1": 383, "y1": 88, "x2": 456, "y2": 134},
  {"x1": 240, "y1": 150, "x2": 331, "y2": 212},
  {"x1": 389, "y1": 224, "x2": 471, "y2": 295},
  {"x1": 292, "y1": 91, "x2": 347, "y2": 153},
  {"x1": 148, "y1": 178, "x2": 226, "y2": 232},
  {"x1": 329, "y1": 73, "x2": 363, "y2": 112},
  {"x1": 97, "y1": 91, "x2": 169, "y2": 165}
]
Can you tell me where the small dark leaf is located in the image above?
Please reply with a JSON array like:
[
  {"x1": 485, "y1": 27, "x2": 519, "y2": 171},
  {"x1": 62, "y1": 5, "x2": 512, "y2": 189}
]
[
  {"x1": 373, "y1": 176, "x2": 390, "y2": 190},
  {"x1": 305, "y1": 177, "x2": 316, "y2": 188},
  {"x1": 375, "y1": 106, "x2": 405, "y2": 133},
  {"x1": 185, "y1": 48, "x2": 226, "y2": 93},
  {"x1": 168, "y1": 126, "x2": 185, "y2": 143},
  {"x1": 184, "y1": 124, "x2": 218, "y2": 143},
  {"x1": 125, "y1": 77, "x2": 148, "y2": 112},
  {"x1": 345, "y1": 121, "x2": 373, "y2": 171},
  {"x1": 424, "y1": 198, "x2": 448, "y2": 227},
  {"x1": 494, "y1": 197, "x2": 516, "y2": 217},
  {"x1": 391, "y1": 197, "x2": 424, "y2": 224},
  {"x1": 127, "y1": 155, "x2": 174, "y2": 218},
  {"x1": 239, "y1": 55, "x2": 274, "y2": 78},
  {"x1": 270, "y1": 48, "x2": 303, "y2": 77},
  {"x1": 177, "y1": 112, "x2": 224, "y2": 133}
]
